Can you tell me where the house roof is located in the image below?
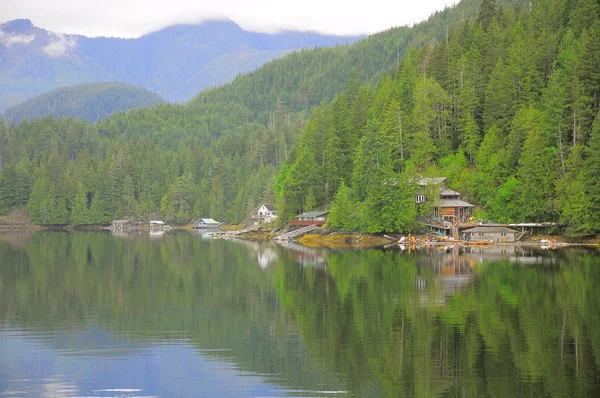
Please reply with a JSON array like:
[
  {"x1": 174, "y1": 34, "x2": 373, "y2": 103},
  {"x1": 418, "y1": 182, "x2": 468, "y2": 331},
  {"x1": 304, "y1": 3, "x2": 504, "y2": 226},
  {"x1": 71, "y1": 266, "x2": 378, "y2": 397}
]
[
  {"x1": 262, "y1": 204, "x2": 276, "y2": 211},
  {"x1": 439, "y1": 199, "x2": 474, "y2": 208},
  {"x1": 112, "y1": 220, "x2": 131, "y2": 224},
  {"x1": 199, "y1": 218, "x2": 220, "y2": 224},
  {"x1": 296, "y1": 211, "x2": 330, "y2": 218},
  {"x1": 440, "y1": 188, "x2": 461, "y2": 196},
  {"x1": 149, "y1": 220, "x2": 165, "y2": 225},
  {"x1": 418, "y1": 177, "x2": 448, "y2": 186},
  {"x1": 463, "y1": 226, "x2": 518, "y2": 233}
]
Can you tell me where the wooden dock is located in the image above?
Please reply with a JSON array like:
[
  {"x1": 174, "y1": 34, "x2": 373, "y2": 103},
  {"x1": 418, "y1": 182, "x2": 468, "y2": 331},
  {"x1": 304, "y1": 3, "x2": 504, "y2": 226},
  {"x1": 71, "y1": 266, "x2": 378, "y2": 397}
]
[{"x1": 274, "y1": 224, "x2": 319, "y2": 241}]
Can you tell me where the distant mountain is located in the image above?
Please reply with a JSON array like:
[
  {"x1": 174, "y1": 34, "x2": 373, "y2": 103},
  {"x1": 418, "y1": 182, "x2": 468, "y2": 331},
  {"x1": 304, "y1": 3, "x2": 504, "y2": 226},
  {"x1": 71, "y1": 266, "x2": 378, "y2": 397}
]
[
  {"x1": 0, "y1": 19, "x2": 362, "y2": 112},
  {"x1": 3, "y1": 82, "x2": 165, "y2": 123}
]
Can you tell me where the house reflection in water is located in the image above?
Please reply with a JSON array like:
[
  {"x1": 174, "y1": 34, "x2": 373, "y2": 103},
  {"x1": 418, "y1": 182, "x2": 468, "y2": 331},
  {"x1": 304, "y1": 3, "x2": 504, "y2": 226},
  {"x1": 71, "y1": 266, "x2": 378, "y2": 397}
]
[
  {"x1": 415, "y1": 245, "x2": 476, "y2": 307},
  {"x1": 257, "y1": 246, "x2": 278, "y2": 269},
  {"x1": 275, "y1": 241, "x2": 327, "y2": 268},
  {"x1": 414, "y1": 245, "x2": 555, "y2": 307},
  {"x1": 229, "y1": 239, "x2": 327, "y2": 269}
]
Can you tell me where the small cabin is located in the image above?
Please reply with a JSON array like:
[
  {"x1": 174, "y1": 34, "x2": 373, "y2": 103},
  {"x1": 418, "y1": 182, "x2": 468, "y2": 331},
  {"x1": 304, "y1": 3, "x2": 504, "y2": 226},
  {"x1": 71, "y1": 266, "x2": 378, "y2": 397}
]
[
  {"x1": 257, "y1": 204, "x2": 278, "y2": 223},
  {"x1": 149, "y1": 220, "x2": 166, "y2": 230},
  {"x1": 197, "y1": 218, "x2": 221, "y2": 229},
  {"x1": 463, "y1": 225, "x2": 518, "y2": 242},
  {"x1": 111, "y1": 220, "x2": 133, "y2": 230},
  {"x1": 291, "y1": 211, "x2": 329, "y2": 226}
]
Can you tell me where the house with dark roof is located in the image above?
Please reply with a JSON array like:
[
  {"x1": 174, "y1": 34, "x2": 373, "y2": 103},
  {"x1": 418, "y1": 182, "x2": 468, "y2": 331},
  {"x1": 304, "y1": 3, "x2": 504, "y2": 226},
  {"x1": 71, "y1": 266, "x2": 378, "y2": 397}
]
[
  {"x1": 111, "y1": 220, "x2": 135, "y2": 231},
  {"x1": 291, "y1": 211, "x2": 329, "y2": 226},
  {"x1": 256, "y1": 204, "x2": 278, "y2": 223},
  {"x1": 463, "y1": 225, "x2": 519, "y2": 242},
  {"x1": 416, "y1": 177, "x2": 475, "y2": 224}
]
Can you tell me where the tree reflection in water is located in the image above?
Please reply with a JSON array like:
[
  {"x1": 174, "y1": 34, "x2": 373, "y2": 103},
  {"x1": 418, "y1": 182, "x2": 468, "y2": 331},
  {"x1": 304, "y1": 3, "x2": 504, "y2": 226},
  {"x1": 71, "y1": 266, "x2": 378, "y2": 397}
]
[{"x1": 0, "y1": 232, "x2": 598, "y2": 397}]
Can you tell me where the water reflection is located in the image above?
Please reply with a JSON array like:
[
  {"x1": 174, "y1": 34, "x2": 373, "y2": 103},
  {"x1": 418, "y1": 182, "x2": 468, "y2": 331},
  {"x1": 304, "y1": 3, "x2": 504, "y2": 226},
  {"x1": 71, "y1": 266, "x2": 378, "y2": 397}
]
[{"x1": 0, "y1": 232, "x2": 599, "y2": 397}]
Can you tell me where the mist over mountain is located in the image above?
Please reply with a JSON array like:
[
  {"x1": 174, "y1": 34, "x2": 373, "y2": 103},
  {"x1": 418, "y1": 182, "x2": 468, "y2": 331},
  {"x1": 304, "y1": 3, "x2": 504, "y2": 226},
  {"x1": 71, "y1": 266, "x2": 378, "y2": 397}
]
[{"x1": 0, "y1": 18, "x2": 362, "y2": 112}]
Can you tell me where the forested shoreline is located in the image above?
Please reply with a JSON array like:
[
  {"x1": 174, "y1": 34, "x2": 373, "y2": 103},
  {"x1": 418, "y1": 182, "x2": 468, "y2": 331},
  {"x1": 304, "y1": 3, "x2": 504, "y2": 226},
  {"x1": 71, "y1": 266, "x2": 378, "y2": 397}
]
[{"x1": 1, "y1": 0, "x2": 599, "y2": 235}]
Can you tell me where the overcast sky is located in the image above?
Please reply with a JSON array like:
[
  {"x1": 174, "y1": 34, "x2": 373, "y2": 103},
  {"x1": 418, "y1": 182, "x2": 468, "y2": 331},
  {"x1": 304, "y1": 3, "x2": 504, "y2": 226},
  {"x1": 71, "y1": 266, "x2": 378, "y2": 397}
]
[{"x1": 1, "y1": 0, "x2": 456, "y2": 38}]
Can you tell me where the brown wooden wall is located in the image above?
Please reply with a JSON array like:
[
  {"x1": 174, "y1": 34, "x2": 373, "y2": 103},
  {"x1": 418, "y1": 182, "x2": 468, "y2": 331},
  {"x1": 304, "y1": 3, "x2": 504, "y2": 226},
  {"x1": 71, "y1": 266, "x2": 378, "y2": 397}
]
[{"x1": 441, "y1": 207, "x2": 455, "y2": 216}]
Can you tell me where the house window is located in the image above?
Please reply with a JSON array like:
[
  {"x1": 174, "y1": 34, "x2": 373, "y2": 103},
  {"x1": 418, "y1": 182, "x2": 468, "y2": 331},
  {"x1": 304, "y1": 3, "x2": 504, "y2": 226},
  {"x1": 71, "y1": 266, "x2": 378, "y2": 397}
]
[
  {"x1": 501, "y1": 232, "x2": 507, "y2": 237},
  {"x1": 416, "y1": 195, "x2": 426, "y2": 204},
  {"x1": 479, "y1": 233, "x2": 484, "y2": 237}
]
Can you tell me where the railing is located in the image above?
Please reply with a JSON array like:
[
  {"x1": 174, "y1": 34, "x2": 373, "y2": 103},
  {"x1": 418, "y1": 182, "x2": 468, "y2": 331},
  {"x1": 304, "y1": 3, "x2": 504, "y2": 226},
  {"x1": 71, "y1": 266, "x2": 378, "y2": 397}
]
[
  {"x1": 290, "y1": 220, "x2": 326, "y2": 226},
  {"x1": 228, "y1": 225, "x2": 260, "y2": 236},
  {"x1": 274, "y1": 224, "x2": 319, "y2": 241},
  {"x1": 416, "y1": 215, "x2": 451, "y2": 228}
]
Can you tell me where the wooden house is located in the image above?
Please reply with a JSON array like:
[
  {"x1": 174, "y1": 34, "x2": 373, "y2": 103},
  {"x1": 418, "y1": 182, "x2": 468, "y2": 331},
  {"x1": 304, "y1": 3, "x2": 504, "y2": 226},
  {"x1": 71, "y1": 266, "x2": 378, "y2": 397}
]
[
  {"x1": 416, "y1": 177, "x2": 474, "y2": 224},
  {"x1": 291, "y1": 211, "x2": 329, "y2": 226},
  {"x1": 257, "y1": 204, "x2": 278, "y2": 223},
  {"x1": 463, "y1": 225, "x2": 518, "y2": 242}
]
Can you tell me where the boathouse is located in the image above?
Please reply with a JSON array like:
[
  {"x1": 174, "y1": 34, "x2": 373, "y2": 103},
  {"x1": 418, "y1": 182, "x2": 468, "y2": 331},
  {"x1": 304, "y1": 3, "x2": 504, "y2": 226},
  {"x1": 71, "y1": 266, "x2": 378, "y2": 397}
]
[
  {"x1": 111, "y1": 220, "x2": 134, "y2": 231},
  {"x1": 291, "y1": 211, "x2": 329, "y2": 226},
  {"x1": 149, "y1": 220, "x2": 166, "y2": 230},
  {"x1": 463, "y1": 225, "x2": 518, "y2": 242},
  {"x1": 197, "y1": 218, "x2": 221, "y2": 229}
]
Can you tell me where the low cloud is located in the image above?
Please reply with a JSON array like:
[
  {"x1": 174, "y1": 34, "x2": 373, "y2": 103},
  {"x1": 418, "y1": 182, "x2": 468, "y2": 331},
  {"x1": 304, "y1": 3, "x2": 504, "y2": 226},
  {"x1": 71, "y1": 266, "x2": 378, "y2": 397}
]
[
  {"x1": 42, "y1": 33, "x2": 76, "y2": 57},
  {"x1": 0, "y1": 30, "x2": 36, "y2": 47}
]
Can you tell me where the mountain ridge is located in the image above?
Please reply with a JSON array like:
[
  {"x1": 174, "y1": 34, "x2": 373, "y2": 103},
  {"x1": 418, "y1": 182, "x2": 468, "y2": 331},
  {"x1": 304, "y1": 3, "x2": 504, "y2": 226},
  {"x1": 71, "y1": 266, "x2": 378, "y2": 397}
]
[
  {"x1": 0, "y1": 18, "x2": 362, "y2": 112},
  {"x1": 3, "y1": 82, "x2": 166, "y2": 124}
]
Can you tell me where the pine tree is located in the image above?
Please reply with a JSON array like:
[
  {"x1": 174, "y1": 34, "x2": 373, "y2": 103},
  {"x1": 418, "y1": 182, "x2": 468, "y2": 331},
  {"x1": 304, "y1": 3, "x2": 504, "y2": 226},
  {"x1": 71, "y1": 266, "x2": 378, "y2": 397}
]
[
  {"x1": 555, "y1": 145, "x2": 589, "y2": 235},
  {"x1": 71, "y1": 182, "x2": 90, "y2": 225},
  {"x1": 583, "y1": 111, "x2": 600, "y2": 231},
  {"x1": 328, "y1": 181, "x2": 354, "y2": 230},
  {"x1": 477, "y1": 0, "x2": 498, "y2": 31},
  {"x1": 304, "y1": 188, "x2": 316, "y2": 212},
  {"x1": 516, "y1": 124, "x2": 558, "y2": 222},
  {"x1": 122, "y1": 174, "x2": 136, "y2": 216}
]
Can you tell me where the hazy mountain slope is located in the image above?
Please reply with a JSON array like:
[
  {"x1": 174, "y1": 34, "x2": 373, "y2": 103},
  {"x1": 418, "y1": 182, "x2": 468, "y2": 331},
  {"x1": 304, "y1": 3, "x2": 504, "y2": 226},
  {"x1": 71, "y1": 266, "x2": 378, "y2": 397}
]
[
  {"x1": 3, "y1": 83, "x2": 165, "y2": 123},
  {"x1": 0, "y1": 19, "x2": 361, "y2": 112},
  {"x1": 191, "y1": 0, "x2": 526, "y2": 118}
]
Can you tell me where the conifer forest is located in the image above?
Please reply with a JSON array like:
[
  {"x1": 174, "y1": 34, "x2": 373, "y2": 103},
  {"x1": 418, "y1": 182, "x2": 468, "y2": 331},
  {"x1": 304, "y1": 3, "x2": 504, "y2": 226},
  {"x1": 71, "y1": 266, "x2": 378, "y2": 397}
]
[{"x1": 1, "y1": 0, "x2": 600, "y2": 235}]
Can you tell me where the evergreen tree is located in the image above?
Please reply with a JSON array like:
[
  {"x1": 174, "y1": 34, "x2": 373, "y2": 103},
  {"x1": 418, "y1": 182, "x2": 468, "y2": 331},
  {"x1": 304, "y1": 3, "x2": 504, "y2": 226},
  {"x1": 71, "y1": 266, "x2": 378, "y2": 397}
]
[
  {"x1": 477, "y1": 0, "x2": 499, "y2": 31},
  {"x1": 304, "y1": 188, "x2": 316, "y2": 212},
  {"x1": 71, "y1": 182, "x2": 90, "y2": 225},
  {"x1": 516, "y1": 126, "x2": 558, "y2": 222},
  {"x1": 583, "y1": 111, "x2": 600, "y2": 231},
  {"x1": 328, "y1": 181, "x2": 354, "y2": 230},
  {"x1": 555, "y1": 145, "x2": 589, "y2": 235}
]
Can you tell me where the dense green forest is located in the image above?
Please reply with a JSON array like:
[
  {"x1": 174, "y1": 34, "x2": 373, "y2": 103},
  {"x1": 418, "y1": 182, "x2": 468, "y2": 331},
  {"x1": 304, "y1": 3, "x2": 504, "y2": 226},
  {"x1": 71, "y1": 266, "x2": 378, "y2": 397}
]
[
  {"x1": 0, "y1": 0, "x2": 508, "y2": 226},
  {"x1": 280, "y1": 0, "x2": 600, "y2": 235},
  {"x1": 3, "y1": 83, "x2": 165, "y2": 124},
  {"x1": 1, "y1": 0, "x2": 599, "y2": 236}
]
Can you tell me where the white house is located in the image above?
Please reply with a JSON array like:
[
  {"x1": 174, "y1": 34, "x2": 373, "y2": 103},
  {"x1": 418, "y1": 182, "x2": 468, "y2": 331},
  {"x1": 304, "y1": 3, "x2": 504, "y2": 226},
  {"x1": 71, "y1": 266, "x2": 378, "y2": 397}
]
[
  {"x1": 149, "y1": 220, "x2": 166, "y2": 230},
  {"x1": 257, "y1": 204, "x2": 278, "y2": 223}
]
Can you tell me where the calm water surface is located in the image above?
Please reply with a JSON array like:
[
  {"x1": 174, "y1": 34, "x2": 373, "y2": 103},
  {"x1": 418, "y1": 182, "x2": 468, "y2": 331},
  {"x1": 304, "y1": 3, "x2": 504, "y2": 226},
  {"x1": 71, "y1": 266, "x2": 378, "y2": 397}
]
[{"x1": 1, "y1": 231, "x2": 599, "y2": 397}]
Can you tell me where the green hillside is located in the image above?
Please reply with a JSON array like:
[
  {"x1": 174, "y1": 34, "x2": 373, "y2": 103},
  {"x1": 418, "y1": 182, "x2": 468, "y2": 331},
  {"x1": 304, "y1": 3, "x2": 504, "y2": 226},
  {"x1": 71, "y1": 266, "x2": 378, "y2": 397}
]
[
  {"x1": 3, "y1": 83, "x2": 165, "y2": 123},
  {"x1": 5, "y1": 0, "x2": 598, "y2": 236},
  {"x1": 280, "y1": 0, "x2": 600, "y2": 235}
]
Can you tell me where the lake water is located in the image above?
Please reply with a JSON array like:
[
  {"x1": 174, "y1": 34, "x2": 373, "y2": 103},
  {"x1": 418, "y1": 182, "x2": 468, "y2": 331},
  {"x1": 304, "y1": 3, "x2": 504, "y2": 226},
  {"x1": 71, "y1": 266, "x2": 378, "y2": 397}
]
[{"x1": 0, "y1": 231, "x2": 599, "y2": 397}]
